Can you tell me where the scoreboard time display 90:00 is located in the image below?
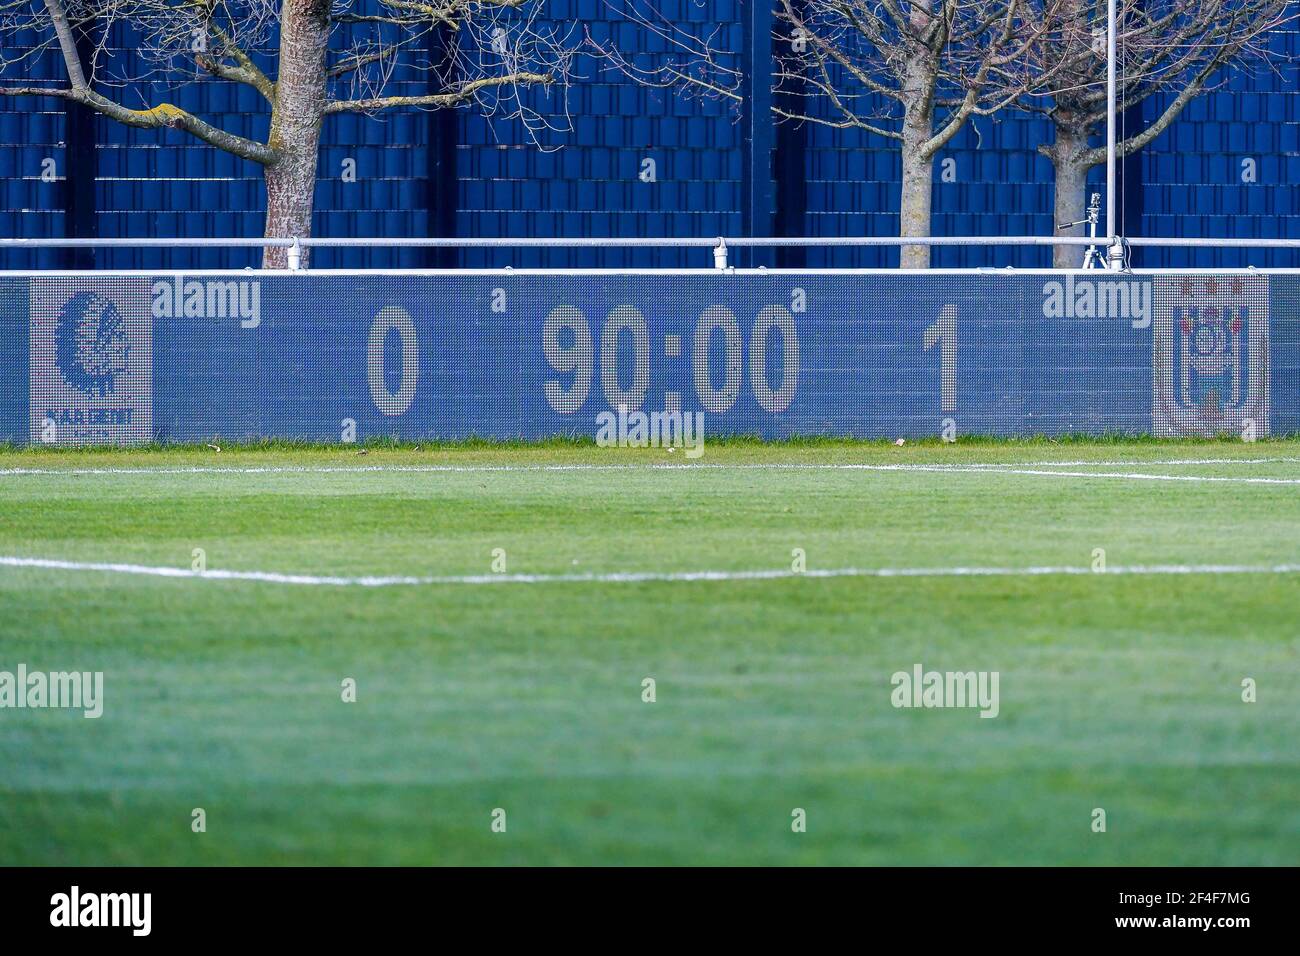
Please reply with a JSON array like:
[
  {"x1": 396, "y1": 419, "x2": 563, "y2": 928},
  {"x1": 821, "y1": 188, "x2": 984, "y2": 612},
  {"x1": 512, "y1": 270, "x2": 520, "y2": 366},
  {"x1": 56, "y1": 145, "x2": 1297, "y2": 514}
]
[{"x1": 539, "y1": 302, "x2": 802, "y2": 415}]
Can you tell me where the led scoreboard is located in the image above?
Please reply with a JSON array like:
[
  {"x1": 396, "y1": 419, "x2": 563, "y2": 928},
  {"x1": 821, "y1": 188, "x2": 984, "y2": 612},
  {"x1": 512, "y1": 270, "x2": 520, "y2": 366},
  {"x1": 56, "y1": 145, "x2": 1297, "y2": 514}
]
[{"x1": 0, "y1": 270, "x2": 1294, "y2": 445}]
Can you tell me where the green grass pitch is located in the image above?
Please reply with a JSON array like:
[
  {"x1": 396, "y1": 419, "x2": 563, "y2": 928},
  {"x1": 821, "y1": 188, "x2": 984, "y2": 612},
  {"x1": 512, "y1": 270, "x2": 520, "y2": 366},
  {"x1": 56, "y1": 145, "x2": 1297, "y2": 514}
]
[{"x1": 0, "y1": 439, "x2": 1297, "y2": 865}]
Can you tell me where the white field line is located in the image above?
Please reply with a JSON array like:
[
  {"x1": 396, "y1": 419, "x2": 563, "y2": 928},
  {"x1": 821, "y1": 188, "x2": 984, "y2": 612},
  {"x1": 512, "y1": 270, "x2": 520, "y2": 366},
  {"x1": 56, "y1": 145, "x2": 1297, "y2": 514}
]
[
  {"x1": 948, "y1": 457, "x2": 1300, "y2": 468},
  {"x1": 922, "y1": 466, "x2": 1300, "y2": 485},
  {"x1": 3, "y1": 457, "x2": 1300, "y2": 482},
  {"x1": 3, "y1": 555, "x2": 1300, "y2": 588}
]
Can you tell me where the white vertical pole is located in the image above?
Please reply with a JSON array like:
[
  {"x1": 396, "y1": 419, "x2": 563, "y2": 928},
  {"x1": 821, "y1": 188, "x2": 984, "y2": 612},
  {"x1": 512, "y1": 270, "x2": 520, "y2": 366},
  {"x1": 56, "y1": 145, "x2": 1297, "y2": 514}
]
[
  {"x1": 1106, "y1": 0, "x2": 1118, "y2": 249},
  {"x1": 1105, "y1": 0, "x2": 1127, "y2": 268}
]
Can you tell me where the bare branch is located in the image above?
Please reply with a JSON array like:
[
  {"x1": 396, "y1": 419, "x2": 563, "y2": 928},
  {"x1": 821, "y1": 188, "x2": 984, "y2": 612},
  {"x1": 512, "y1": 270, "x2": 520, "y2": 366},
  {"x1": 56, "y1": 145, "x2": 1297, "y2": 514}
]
[
  {"x1": 41, "y1": 0, "x2": 87, "y2": 90},
  {"x1": 326, "y1": 70, "x2": 552, "y2": 113},
  {"x1": 0, "y1": 84, "x2": 277, "y2": 162}
]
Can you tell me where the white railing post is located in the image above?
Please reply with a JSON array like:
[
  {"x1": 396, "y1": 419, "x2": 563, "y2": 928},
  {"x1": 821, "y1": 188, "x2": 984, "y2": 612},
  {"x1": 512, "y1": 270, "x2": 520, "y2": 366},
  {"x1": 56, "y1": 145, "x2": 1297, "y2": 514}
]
[
  {"x1": 1107, "y1": 237, "x2": 1128, "y2": 271},
  {"x1": 287, "y1": 238, "x2": 302, "y2": 272},
  {"x1": 713, "y1": 237, "x2": 728, "y2": 270}
]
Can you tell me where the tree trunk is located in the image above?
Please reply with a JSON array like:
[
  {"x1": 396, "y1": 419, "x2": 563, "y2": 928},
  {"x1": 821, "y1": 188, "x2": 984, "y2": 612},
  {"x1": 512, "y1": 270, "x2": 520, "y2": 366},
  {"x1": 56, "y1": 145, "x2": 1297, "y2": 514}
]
[
  {"x1": 262, "y1": 0, "x2": 331, "y2": 268},
  {"x1": 1048, "y1": 122, "x2": 1092, "y2": 269},
  {"x1": 899, "y1": 128, "x2": 933, "y2": 269},
  {"x1": 263, "y1": 141, "x2": 318, "y2": 269},
  {"x1": 898, "y1": 57, "x2": 935, "y2": 269}
]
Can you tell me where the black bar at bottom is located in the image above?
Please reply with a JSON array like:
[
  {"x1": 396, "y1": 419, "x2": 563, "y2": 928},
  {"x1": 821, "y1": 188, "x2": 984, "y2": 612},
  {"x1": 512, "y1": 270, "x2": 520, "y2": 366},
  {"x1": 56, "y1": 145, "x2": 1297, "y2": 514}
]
[{"x1": 0, "y1": 867, "x2": 1285, "y2": 941}]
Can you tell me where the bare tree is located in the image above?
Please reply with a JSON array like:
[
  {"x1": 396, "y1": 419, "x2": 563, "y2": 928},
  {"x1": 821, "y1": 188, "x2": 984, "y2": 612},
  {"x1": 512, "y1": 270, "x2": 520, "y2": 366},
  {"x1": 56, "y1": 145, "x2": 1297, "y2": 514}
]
[
  {"x1": 0, "y1": 0, "x2": 573, "y2": 265},
  {"x1": 596, "y1": 1, "x2": 1067, "y2": 267},
  {"x1": 1027, "y1": 0, "x2": 1293, "y2": 267}
]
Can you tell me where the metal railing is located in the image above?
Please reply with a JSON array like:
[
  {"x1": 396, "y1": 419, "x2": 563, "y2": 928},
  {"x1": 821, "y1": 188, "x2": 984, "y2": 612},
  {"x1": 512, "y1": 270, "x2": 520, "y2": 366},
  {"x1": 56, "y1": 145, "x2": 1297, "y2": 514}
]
[{"x1": 1, "y1": 234, "x2": 1299, "y2": 270}]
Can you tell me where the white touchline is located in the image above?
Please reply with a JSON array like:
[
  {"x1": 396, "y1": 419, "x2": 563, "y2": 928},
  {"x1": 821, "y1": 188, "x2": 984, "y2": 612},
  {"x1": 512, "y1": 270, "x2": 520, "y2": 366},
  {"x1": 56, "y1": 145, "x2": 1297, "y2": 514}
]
[
  {"x1": 2, "y1": 457, "x2": 1300, "y2": 482},
  {"x1": 2, "y1": 555, "x2": 1300, "y2": 588},
  {"x1": 956, "y1": 457, "x2": 1300, "y2": 468},
  {"x1": 907, "y1": 466, "x2": 1300, "y2": 485}
]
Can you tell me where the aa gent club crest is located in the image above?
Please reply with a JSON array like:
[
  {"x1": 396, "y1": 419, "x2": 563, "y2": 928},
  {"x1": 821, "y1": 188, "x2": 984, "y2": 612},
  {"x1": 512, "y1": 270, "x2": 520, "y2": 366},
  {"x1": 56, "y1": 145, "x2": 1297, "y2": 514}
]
[
  {"x1": 55, "y1": 291, "x2": 131, "y2": 397},
  {"x1": 29, "y1": 279, "x2": 152, "y2": 444}
]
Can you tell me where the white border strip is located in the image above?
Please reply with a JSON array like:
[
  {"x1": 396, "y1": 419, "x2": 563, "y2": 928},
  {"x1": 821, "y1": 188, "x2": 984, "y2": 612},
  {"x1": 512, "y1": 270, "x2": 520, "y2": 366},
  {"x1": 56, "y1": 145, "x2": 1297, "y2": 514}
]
[{"x1": 3, "y1": 555, "x2": 1299, "y2": 587}]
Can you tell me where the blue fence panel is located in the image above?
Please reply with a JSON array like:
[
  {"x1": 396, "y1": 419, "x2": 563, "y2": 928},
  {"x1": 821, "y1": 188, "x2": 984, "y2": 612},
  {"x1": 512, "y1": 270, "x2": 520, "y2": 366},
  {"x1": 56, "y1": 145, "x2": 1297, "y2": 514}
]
[{"x1": 3, "y1": 17, "x2": 1299, "y2": 270}]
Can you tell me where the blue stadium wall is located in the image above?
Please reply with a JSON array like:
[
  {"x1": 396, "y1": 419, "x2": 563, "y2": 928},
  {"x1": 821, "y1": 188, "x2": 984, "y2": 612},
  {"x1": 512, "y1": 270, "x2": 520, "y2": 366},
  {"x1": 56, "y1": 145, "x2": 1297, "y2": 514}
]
[{"x1": 0, "y1": 2, "x2": 1296, "y2": 271}]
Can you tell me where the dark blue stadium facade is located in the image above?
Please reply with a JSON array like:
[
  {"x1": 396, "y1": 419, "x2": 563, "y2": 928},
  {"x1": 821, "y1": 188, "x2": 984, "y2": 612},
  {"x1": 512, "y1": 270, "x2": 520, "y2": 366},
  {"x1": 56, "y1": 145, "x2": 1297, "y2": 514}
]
[{"x1": 0, "y1": 1, "x2": 1296, "y2": 271}]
